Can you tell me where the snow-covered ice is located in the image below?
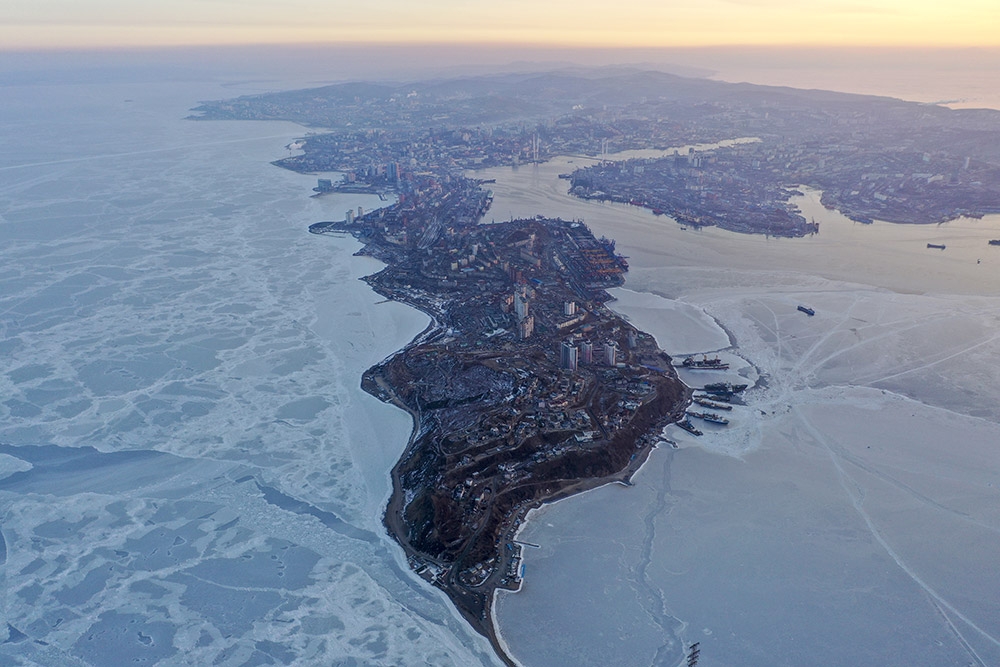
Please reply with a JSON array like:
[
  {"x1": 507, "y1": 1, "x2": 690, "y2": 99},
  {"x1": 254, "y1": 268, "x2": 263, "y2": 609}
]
[
  {"x1": 4, "y1": 68, "x2": 1000, "y2": 667},
  {"x1": 0, "y1": 77, "x2": 500, "y2": 666},
  {"x1": 486, "y1": 156, "x2": 1000, "y2": 666}
]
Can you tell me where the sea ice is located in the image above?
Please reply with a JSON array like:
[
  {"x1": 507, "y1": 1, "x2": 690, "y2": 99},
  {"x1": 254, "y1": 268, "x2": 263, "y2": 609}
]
[{"x1": 0, "y1": 77, "x2": 501, "y2": 666}]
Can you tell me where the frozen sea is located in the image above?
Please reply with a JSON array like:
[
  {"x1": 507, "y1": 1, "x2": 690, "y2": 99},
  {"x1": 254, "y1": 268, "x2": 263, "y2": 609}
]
[
  {"x1": 0, "y1": 76, "x2": 503, "y2": 665},
  {"x1": 483, "y1": 157, "x2": 1000, "y2": 666},
  {"x1": 3, "y1": 63, "x2": 1000, "y2": 667}
]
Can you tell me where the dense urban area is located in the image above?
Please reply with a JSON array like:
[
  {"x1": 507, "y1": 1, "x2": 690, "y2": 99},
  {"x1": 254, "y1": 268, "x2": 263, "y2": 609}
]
[
  {"x1": 192, "y1": 67, "x2": 1000, "y2": 233},
  {"x1": 308, "y1": 193, "x2": 690, "y2": 658},
  {"x1": 188, "y1": 67, "x2": 1000, "y2": 663}
]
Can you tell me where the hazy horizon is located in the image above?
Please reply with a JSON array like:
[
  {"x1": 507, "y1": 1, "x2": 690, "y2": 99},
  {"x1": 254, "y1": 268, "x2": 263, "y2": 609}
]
[{"x1": 4, "y1": 44, "x2": 1000, "y2": 111}]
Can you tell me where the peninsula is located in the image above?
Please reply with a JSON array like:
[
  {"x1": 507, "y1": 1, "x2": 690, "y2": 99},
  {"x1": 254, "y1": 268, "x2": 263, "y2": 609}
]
[
  {"x1": 187, "y1": 65, "x2": 1000, "y2": 662},
  {"x1": 310, "y1": 174, "x2": 689, "y2": 660}
]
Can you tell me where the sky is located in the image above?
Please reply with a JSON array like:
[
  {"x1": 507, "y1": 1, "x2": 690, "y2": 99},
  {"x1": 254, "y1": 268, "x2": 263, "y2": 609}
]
[{"x1": 3, "y1": 0, "x2": 1000, "y2": 51}]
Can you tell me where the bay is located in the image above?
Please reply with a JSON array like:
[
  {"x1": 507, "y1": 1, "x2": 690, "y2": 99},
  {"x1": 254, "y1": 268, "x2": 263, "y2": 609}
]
[{"x1": 487, "y1": 150, "x2": 1000, "y2": 665}]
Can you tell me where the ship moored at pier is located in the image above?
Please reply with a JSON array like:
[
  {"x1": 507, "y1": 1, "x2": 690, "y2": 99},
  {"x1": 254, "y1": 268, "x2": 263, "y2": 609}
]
[
  {"x1": 702, "y1": 382, "x2": 748, "y2": 395},
  {"x1": 680, "y1": 355, "x2": 730, "y2": 370},
  {"x1": 688, "y1": 410, "x2": 730, "y2": 425}
]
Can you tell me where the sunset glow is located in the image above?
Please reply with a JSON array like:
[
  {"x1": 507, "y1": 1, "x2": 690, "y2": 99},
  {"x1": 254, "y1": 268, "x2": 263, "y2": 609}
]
[{"x1": 3, "y1": 0, "x2": 1000, "y2": 50}]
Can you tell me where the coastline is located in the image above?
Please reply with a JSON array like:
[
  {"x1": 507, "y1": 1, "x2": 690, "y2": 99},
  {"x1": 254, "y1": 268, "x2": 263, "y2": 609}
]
[
  {"x1": 311, "y1": 212, "x2": 690, "y2": 666},
  {"x1": 486, "y1": 279, "x2": 771, "y2": 663},
  {"x1": 479, "y1": 412, "x2": 670, "y2": 665},
  {"x1": 311, "y1": 224, "x2": 526, "y2": 664},
  {"x1": 489, "y1": 440, "x2": 675, "y2": 666},
  {"x1": 367, "y1": 269, "x2": 686, "y2": 665},
  {"x1": 369, "y1": 303, "x2": 681, "y2": 666},
  {"x1": 306, "y1": 143, "x2": 1000, "y2": 665}
]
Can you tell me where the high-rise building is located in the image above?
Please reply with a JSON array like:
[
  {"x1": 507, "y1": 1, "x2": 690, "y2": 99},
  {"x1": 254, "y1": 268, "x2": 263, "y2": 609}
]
[
  {"x1": 580, "y1": 340, "x2": 593, "y2": 364},
  {"x1": 518, "y1": 316, "x2": 534, "y2": 339},
  {"x1": 604, "y1": 341, "x2": 617, "y2": 366},
  {"x1": 515, "y1": 295, "x2": 529, "y2": 321},
  {"x1": 564, "y1": 301, "x2": 576, "y2": 316},
  {"x1": 561, "y1": 341, "x2": 578, "y2": 372}
]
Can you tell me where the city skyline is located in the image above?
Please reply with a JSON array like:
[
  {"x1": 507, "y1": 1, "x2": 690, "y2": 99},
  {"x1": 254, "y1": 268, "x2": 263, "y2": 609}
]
[{"x1": 3, "y1": 0, "x2": 999, "y2": 51}]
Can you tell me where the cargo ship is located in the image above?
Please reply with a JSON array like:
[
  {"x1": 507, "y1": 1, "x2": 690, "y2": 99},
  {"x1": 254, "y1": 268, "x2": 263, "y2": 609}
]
[
  {"x1": 693, "y1": 397, "x2": 732, "y2": 411},
  {"x1": 688, "y1": 411, "x2": 730, "y2": 425},
  {"x1": 680, "y1": 355, "x2": 730, "y2": 370},
  {"x1": 695, "y1": 392, "x2": 730, "y2": 403},
  {"x1": 676, "y1": 419, "x2": 703, "y2": 436},
  {"x1": 703, "y1": 382, "x2": 748, "y2": 395}
]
